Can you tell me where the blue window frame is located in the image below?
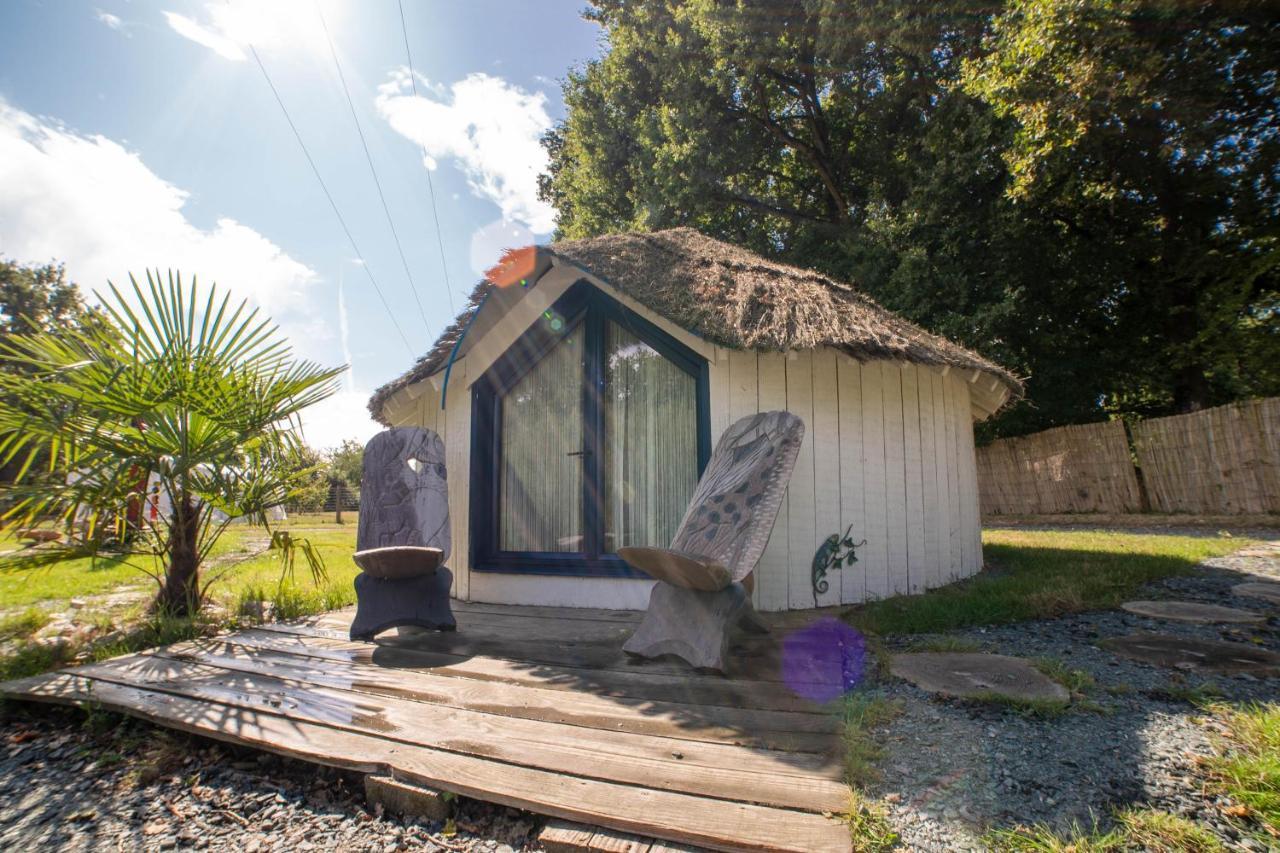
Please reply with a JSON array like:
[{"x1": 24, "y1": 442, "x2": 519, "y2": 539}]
[{"x1": 469, "y1": 281, "x2": 711, "y2": 577}]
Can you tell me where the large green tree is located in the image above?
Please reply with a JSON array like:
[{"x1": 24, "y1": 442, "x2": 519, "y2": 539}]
[{"x1": 541, "y1": 0, "x2": 1279, "y2": 435}]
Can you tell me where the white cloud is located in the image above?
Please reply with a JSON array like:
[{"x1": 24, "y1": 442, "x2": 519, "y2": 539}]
[
  {"x1": 376, "y1": 70, "x2": 557, "y2": 234},
  {"x1": 0, "y1": 100, "x2": 361, "y2": 446},
  {"x1": 163, "y1": 11, "x2": 247, "y2": 61},
  {"x1": 0, "y1": 100, "x2": 320, "y2": 321},
  {"x1": 96, "y1": 10, "x2": 125, "y2": 32}
]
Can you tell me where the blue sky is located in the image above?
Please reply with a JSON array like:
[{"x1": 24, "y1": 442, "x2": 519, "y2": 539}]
[{"x1": 0, "y1": 0, "x2": 601, "y2": 447}]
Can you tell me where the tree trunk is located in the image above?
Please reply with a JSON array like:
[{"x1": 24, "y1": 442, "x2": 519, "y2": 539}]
[{"x1": 156, "y1": 498, "x2": 201, "y2": 617}]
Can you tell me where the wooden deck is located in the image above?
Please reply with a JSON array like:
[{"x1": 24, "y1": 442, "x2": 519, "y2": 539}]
[{"x1": 0, "y1": 602, "x2": 852, "y2": 852}]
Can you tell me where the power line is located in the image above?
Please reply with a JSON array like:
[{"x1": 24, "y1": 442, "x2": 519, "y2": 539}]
[
  {"x1": 396, "y1": 0, "x2": 456, "y2": 317},
  {"x1": 315, "y1": 2, "x2": 435, "y2": 333},
  {"x1": 242, "y1": 39, "x2": 414, "y2": 356}
]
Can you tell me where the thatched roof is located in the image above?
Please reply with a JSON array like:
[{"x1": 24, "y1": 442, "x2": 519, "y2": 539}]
[{"x1": 369, "y1": 227, "x2": 1022, "y2": 420}]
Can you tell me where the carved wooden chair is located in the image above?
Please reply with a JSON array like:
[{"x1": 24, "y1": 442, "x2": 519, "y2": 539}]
[
  {"x1": 349, "y1": 427, "x2": 456, "y2": 640},
  {"x1": 618, "y1": 411, "x2": 805, "y2": 672}
]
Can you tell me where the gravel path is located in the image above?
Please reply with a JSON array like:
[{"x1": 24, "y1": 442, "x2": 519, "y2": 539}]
[
  {"x1": 2, "y1": 536, "x2": 1277, "y2": 852},
  {"x1": 873, "y1": 539, "x2": 1280, "y2": 851},
  {"x1": 0, "y1": 707, "x2": 539, "y2": 852}
]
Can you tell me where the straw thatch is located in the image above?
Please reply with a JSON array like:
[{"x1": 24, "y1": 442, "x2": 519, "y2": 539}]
[{"x1": 369, "y1": 227, "x2": 1023, "y2": 419}]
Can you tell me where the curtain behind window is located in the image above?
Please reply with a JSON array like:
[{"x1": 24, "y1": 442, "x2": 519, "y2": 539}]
[
  {"x1": 602, "y1": 321, "x2": 697, "y2": 552},
  {"x1": 499, "y1": 329, "x2": 585, "y2": 552}
]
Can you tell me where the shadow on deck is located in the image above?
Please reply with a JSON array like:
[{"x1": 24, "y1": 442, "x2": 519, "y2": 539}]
[{"x1": 0, "y1": 600, "x2": 855, "y2": 852}]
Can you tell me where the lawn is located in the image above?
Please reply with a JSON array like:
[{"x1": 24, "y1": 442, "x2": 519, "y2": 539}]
[{"x1": 845, "y1": 528, "x2": 1255, "y2": 636}]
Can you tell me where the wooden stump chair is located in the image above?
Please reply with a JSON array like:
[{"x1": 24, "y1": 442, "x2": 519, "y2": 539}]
[
  {"x1": 618, "y1": 411, "x2": 805, "y2": 672},
  {"x1": 349, "y1": 427, "x2": 456, "y2": 641}
]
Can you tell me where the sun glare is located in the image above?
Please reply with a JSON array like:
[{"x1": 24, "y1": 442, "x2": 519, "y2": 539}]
[{"x1": 210, "y1": 0, "x2": 347, "y2": 59}]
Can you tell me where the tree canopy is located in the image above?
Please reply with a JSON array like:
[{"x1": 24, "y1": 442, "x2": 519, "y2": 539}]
[{"x1": 540, "y1": 0, "x2": 1280, "y2": 436}]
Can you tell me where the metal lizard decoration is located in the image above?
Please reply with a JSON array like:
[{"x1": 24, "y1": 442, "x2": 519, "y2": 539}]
[{"x1": 812, "y1": 524, "x2": 867, "y2": 607}]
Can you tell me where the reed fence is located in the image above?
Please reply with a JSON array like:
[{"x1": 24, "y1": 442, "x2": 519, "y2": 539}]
[{"x1": 977, "y1": 397, "x2": 1280, "y2": 516}]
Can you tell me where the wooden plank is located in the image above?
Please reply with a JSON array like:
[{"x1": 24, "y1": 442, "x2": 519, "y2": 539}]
[
  {"x1": 154, "y1": 638, "x2": 841, "y2": 752},
  {"x1": 859, "y1": 361, "x2": 889, "y2": 599},
  {"x1": 75, "y1": 655, "x2": 847, "y2": 812},
  {"x1": 588, "y1": 828, "x2": 655, "y2": 853},
  {"x1": 880, "y1": 363, "x2": 909, "y2": 596},
  {"x1": 2, "y1": 672, "x2": 850, "y2": 853},
  {"x1": 835, "y1": 355, "x2": 865, "y2": 605},
  {"x1": 541, "y1": 819, "x2": 605, "y2": 853},
  {"x1": 450, "y1": 599, "x2": 641, "y2": 624},
  {"x1": 233, "y1": 628, "x2": 828, "y2": 715},
  {"x1": 952, "y1": 377, "x2": 982, "y2": 573},
  {"x1": 785, "y1": 351, "x2": 819, "y2": 610},
  {"x1": 929, "y1": 370, "x2": 952, "y2": 586},
  {"x1": 727, "y1": 349, "x2": 760, "y2": 608},
  {"x1": 444, "y1": 358, "x2": 472, "y2": 599},
  {"x1": 708, "y1": 347, "x2": 732, "y2": 446},
  {"x1": 755, "y1": 353, "x2": 790, "y2": 611},
  {"x1": 810, "y1": 349, "x2": 843, "y2": 609},
  {"x1": 944, "y1": 375, "x2": 967, "y2": 576},
  {"x1": 914, "y1": 369, "x2": 941, "y2": 591},
  {"x1": 900, "y1": 365, "x2": 926, "y2": 595},
  {"x1": 280, "y1": 618, "x2": 788, "y2": 685}
]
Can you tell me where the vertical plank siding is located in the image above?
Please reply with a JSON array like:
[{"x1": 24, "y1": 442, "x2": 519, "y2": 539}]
[
  {"x1": 396, "y1": 348, "x2": 986, "y2": 610},
  {"x1": 835, "y1": 356, "x2": 866, "y2": 603},
  {"x1": 858, "y1": 362, "x2": 891, "y2": 600},
  {"x1": 755, "y1": 354, "x2": 792, "y2": 611}
]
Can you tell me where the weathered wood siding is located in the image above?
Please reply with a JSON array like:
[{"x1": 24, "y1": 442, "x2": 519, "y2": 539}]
[{"x1": 385, "y1": 340, "x2": 983, "y2": 611}]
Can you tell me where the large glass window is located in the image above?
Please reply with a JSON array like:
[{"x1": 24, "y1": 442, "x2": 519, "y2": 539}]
[
  {"x1": 602, "y1": 321, "x2": 698, "y2": 553},
  {"x1": 471, "y1": 283, "x2": 708, "y2": 577},
  {"x1": 499, "y1": 326, "x2": 584, "y2": 552}
]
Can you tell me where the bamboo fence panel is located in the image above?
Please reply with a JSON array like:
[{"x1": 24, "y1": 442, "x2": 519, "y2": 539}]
[
  {"x1": 1131, "y1": 398, "x2": 1280, "y2": 514},
  {"x1": 977, "y1": 420, "x2": 1143, "y2": 515}
]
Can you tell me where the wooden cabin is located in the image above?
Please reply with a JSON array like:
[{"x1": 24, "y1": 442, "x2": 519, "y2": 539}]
[{"x1": 368, "y1": 228, "x2": 1021, "y2": 612}]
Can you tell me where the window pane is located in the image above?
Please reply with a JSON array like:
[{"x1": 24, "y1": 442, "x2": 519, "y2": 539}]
[
  {"x1": 499, "y1": 329, "x2": 584, "y2": 552},
  {"x1": 602, "y1": 321, "x2": 698, "y2": 552}
]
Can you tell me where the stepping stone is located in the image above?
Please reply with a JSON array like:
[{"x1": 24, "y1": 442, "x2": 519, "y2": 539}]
[
  {"x1": 1121, "y1": 600, "x2": 1265, "y2": 625},
  {"x1": 1100, "y1": 633, "x2": 1280, "y2": 676},
  {"x1": 888, "y1": 652, "x2": 1069, "y2": 703},
  {"x1": 1232, "y1": 582, "x2": 1280, "y2": 606}
]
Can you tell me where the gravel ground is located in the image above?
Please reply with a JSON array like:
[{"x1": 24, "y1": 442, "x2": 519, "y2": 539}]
[
  {"x1": 0, "y1": 707, "x2": 541, "y2": 852},
  {"x1": 2, "y1": 536, "x2": 1278, "y2": 852},
  {"x1": 873, "y1": 539, "x2": 1280, "y2": 852}
]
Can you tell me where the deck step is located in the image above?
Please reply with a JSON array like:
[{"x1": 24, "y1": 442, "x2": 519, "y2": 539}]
[
  {"x1": 540, "y1": 819, "x2": 700, "y2": 852},
  {"x1": 364, "y1": 774, "x2": 450, "y2": 821}
]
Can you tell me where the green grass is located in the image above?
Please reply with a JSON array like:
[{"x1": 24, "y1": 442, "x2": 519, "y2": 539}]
[
  {"x1": 840, "y1": 691, "x2": 903, "y2": 787},
  {"x1": 0, "y1": 519, "x2": 359, "y2": 682},
  {"x1": 986, "y1": 808, "x2": 1224, "y2": 851},
  {"x1": 904, "y1": 636, "x2": 982, "y2": 653},
  {"x1": 1203, "y1": 702, "x2": 1280, "y2": 838},
  {"x1": 0, "y1": 606, "x2": 51, "y2": 641},
  {"x1": 1032, "y1": 656, "x2": 1096, "y2": 695},
  {"x1": 965, "y1": 691, "x2": 1071, "y2": 718},
  {"x1": 844, "y1": 792, "x2": 899, "y2": 852},
  {"x1": 846, "y1": 529, "x2": 1252, "y2": 636}
]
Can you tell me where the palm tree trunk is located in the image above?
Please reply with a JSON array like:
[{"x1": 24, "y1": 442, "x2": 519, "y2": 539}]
[{"x1": 157, "y1": 498, "x2": 201, "y2": 617}]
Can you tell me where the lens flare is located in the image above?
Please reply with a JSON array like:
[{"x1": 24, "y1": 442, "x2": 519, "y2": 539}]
[{"x1": 781, "y1": 617, "x2": 866, "y2": 703}]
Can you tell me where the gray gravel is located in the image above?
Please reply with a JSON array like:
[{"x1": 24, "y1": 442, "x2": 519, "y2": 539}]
[
  {"x1": 872, "y1": 539, "x2": 1280, "y2": 851},
  {"x1": 0, "y1": 706, "x2": 540, "y2": 852}
]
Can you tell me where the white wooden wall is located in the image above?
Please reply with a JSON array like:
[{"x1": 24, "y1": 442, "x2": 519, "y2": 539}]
[{"x1": 383, "y1": 343, "x2": 984, "y2": 612}]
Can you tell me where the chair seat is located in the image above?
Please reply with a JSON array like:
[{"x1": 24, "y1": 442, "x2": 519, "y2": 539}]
[
  {"x1": 353, "y1": 546, "x2": 444, "y2": 579},
  {"x1": 616, "y1": 546, "x2": 732, "y2": 591}
]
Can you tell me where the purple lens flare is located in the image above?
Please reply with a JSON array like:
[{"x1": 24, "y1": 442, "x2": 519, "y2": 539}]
[{"x1": 782, "y1": 617, "x2": 867, "y2": 703}]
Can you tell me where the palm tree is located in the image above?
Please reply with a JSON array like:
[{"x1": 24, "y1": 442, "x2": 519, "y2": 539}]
[{"x1": 0, "y1": 271, "x2": 344, "y2": 617}]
